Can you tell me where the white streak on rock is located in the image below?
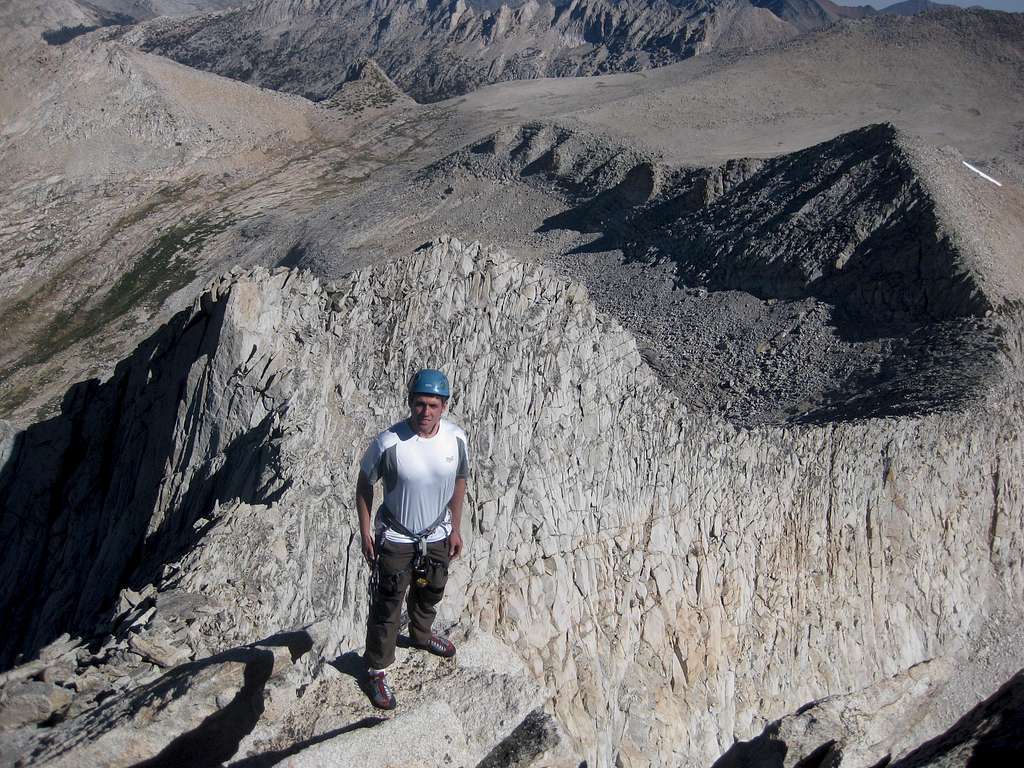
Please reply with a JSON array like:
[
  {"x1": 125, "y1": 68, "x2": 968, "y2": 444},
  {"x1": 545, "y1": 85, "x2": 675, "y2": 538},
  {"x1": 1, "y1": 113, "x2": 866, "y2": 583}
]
[{"x1": 962, "y1": 161, "x2": 1003, "y2": 187}]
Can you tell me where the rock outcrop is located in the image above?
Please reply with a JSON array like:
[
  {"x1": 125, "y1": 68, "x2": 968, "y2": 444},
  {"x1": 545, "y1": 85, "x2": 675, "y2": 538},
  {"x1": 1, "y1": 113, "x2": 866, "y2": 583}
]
[
  {"x1": 888, "y1": 670, "x2": 1024, "y2": 768},
  {"x1": 714, "y1": 659, "x2": 1024, "y2": 768},
  {"x1": 1, "y1": 237, "x2": 1022, "y2": 766},
  {"x1": 319, "y1": 59, "x2": 416, "y2": 114}
]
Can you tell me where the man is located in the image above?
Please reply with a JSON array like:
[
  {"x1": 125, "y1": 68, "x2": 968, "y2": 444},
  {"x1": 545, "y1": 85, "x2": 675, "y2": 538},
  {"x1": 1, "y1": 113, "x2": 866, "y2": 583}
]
[{"x1": 356, "y1": 368, "x2": 468, "y2": 710}]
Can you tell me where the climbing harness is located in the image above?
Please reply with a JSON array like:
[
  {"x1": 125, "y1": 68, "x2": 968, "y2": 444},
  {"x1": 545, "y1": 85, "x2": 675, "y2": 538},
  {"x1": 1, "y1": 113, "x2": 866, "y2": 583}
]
[{"x1": 380, "y1": 506, "x2": 448, "y2": 587}]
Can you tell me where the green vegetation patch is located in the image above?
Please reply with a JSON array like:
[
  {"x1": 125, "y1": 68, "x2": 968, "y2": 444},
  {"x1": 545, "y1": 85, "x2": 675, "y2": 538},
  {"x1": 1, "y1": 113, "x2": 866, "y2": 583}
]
[
  {"x1": 45, "y1": 215, "x2": 231, "y2": 358},
  {"x1": 0, "y1": 215, "x2": 233, "y2": 415}
]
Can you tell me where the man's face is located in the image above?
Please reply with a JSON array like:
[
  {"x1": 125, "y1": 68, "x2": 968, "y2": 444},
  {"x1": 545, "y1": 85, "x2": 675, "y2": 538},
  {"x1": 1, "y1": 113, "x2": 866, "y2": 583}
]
[{"x1": 409, "y1": 393, "x2": 446, "y2": 435}]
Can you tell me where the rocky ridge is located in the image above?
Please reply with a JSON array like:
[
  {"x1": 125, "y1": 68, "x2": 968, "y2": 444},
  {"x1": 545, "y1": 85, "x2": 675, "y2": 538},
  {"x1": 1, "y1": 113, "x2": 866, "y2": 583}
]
[
  {"x1": 120, "y1": 1, "x2": 1019, "y2": 104},
  {"x1": 125, "y1": 0, "x2": 819, "y2": 102},
  {"x1": 2, "y1": 7, "x2": 1024, "y2": 765},
  {"x1": 426, "y1": 121, "x2": 1010, "y2": 425},
  {"x1": 85, "y1": 1, "x2": 241, "y2": 20},
  {"x1": 1, "y1": 237, "x2": 1022, "y2": 766}
]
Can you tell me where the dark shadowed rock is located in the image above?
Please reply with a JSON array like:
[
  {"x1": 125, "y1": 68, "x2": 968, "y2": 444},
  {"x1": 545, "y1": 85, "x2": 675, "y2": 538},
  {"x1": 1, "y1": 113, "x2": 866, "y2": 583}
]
[
  {"x1": 431, "y1": 121, "x2": 1008, "y2": 425},
  {"x1": 888, "y1": 670, "x2": 1024, "y2": 768}
]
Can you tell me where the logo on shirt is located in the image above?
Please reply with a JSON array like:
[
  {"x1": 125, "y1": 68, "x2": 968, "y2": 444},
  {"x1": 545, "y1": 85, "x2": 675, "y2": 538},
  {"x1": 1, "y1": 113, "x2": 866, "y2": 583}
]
[{"x1": 445, "y1": 456, "x2": 455, "y2": 463}]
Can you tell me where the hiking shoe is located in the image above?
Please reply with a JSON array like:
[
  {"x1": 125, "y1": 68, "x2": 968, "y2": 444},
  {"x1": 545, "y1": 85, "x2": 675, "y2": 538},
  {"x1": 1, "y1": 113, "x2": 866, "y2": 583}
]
[
  {"x1": 413, "y1": 634, "x2": 456, "y2": 658},
  {"x1": 366, "y1": 670, "x2": 396, "y2": 710}
]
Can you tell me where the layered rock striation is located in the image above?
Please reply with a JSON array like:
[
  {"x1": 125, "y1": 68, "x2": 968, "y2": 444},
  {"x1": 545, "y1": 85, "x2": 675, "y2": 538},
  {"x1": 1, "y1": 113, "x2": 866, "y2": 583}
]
[{"x1": 1, "y1": 237, "x2": 1023, "y2": 765}]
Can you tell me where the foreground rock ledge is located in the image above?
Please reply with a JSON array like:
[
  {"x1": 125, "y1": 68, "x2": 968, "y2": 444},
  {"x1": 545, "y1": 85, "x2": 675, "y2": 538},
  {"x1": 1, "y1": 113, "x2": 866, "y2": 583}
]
[{"x1": 1, "y1": 237, "x2": 1022, "y2": 767}]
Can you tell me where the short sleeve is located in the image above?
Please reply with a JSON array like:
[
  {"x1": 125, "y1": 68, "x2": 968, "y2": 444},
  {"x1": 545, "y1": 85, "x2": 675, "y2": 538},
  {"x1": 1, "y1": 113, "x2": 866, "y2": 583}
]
[
  {"x1": 359, "y1": 436, "x2": 383, "y2": 483},
  {"x1": 455, "y1": 434, "x2": 469, "y2": 480}
]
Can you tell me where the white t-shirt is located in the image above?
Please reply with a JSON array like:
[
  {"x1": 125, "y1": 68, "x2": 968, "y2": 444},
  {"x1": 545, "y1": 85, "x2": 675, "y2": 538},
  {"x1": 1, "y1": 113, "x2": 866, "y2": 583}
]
[{"x1": 359, "y1": 418, "x2": 469, "y2": 543}]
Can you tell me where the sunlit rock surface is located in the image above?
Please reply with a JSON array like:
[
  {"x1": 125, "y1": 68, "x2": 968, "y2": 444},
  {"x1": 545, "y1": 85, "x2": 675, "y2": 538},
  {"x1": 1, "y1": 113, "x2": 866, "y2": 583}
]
[{"x1": 1, "y1": 237, "x2": 1022, "y2": 766}]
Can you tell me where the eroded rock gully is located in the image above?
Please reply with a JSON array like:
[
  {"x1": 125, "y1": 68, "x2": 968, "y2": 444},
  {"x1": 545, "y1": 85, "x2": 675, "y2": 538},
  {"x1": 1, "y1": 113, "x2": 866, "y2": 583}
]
[{"x1": 1, "y1": 238, "x2": 1022, "y2": 766}]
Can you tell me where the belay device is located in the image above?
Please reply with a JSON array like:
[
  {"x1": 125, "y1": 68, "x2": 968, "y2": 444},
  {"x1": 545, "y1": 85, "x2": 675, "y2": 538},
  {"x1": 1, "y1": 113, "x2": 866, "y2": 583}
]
[{"x1": 412, "y1": 538, "x2": 431, "y2": 587}]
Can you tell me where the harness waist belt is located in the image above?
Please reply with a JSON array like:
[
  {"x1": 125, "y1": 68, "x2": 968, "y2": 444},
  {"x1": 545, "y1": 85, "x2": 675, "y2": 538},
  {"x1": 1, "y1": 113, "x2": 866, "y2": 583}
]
[{"x1": 380, "y1": 506, "x2": 448, "y2": 556}]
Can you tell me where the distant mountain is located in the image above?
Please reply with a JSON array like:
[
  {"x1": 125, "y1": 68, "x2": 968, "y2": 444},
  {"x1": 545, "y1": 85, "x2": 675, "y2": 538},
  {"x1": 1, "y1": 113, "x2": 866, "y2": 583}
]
[
  {"x1": 751, "y1": 0, "x2": 848, "y2": 29},
  {"x1": 818, "y1": 0, "x2": 878, "y2": 18},
  {"x1": 880, "y1": 0, "x2": 955, "y2": 16},
  {"x1": 22, "y1": 1, "x2": 240, "y2": 47},
  {"x1": 130, "y1": 0, "x2": 863, "y2": 103},
  {"x1": 84, "y1": 0, "x2": 241, "y2": 21},
  {"x1": 132, "y1": 0, "x2": 707, "y2": 103}
]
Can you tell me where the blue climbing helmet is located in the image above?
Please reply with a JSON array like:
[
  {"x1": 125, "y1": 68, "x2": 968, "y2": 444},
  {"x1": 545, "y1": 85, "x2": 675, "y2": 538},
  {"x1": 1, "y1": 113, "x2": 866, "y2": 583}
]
[{"x1": 408, "y1": 368, "x2": 450, "y2": 399}]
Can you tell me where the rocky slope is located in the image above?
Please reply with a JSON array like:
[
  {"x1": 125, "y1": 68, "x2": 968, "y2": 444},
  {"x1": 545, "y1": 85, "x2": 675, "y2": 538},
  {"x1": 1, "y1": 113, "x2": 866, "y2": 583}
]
[
  {"x1": 575, "y1": 8, "x2": 1024, "y2": 179},
  {"x1": 85, "y1": 0, "x2": 241, "y2": 20},
  {"x1": 417, "y1": 121, "x2": 1010, "y2": 425},
  {"x1": 0, "y1": 29, "x2": 324, "y2": 422},
  {"x1": 1, "y1": 237, "x2": 1022, "y2": 766},
  {"x1": 1, "y1": 1, "x2": 1022, "y2": 766},
  {"x1": 318, "y1": 59, "x2": 416, "y2": 114},
  {"x1": 125, "y1": 0, "x2": 829, "y2": 102},
  {"x1": 3, "y1": 3, "x2": 1020, "y2": 432},
  {"x1": 121, "y1": 0, "x2": 1015, "y2": 104},
  {"x1": 0, "y1": 0, "x2": 239, "y2": 51}
]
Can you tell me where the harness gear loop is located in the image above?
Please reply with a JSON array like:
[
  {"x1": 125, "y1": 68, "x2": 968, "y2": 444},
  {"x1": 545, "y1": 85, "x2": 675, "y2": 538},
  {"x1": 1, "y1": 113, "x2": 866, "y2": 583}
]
[{"x1": 367, "y1": 527, "x2": 385, "y2": 609}]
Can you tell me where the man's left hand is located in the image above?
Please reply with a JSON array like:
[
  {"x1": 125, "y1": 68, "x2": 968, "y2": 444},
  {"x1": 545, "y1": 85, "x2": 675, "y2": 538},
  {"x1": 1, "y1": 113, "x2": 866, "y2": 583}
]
[{"x1": 449, "y1": 530, "x2": 463, "y2": 559}]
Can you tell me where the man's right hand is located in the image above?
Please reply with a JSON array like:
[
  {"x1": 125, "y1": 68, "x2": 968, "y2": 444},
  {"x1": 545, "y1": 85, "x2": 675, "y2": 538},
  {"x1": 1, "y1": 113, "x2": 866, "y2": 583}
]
[{"x1": 361, "y1": 530, "x2": 376, "y2": 564}]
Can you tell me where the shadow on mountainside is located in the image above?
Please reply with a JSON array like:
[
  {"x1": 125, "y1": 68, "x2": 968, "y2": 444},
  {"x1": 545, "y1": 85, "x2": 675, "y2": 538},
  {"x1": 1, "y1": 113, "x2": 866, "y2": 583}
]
[
  {"x1": 0, "y1": 296, "x2": 289, "y2": 672},
  {"x1": 475, "y1": 708, "x2": 562, "y2": 768},
  {"x1": 227, "y1": 718, "x2": 386, "y2": 768},
  {"x1": 128, "y1": 648, "x2": 277, "y2": 768},
  {"x1": 42, "y1": 10, "x2": 135, "y2": 46},
  {"x1": 134, "y1": 643, "x2": 450, "y2": 767},
  {"x1": 792, "y1": 315, "x2": 1004, "y2": 424},
  {"x1": 542, "y1": 125, "x2": 989, "y2": 326},
  {"x1": 888, "y1": 669, "x2": 1024, "y2": 768},
  {"x1": 125, "y1": 631, "x2": 326, "y2": 768},
  {"x1": 23, "y1": 630, "x2": 320, "y2": 767}
]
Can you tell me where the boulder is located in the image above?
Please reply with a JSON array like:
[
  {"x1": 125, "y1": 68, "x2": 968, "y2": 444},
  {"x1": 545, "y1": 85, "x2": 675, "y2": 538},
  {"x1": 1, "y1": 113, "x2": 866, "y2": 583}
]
[{"x1": 0, "y1": 680, "x2": 72, "y2": 730}]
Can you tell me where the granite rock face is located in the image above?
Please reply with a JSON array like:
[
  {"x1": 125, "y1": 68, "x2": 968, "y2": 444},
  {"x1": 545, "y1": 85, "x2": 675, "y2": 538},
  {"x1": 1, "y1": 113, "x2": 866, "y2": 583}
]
[{"x1": 1, "y1": 237, "x2": 1022, "y2": 766}]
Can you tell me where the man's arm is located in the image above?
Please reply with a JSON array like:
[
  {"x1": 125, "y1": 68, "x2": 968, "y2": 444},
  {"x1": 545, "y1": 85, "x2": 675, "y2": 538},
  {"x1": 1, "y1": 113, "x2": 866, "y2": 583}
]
[
  {"x1": 448, "y1": 477, "x2": 466, "y2": 559},
  {"x1": 356, "y1": 471, "x2": 375, "y2": 563}
]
